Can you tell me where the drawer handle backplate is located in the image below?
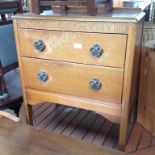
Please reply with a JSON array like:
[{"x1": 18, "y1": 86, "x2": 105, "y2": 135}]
[
  {"x1": 90, "y1": 44, "x2": 103, "y2": 57},
  {"x1": 34, "y1": 39, "x2": 46, "y2": 52},
  {"x1": 38, "y1": 70, "x2": 48, "y2": 82},
  {"x1": 89, "y1": 79, "x2": 102, "y2": 90}
]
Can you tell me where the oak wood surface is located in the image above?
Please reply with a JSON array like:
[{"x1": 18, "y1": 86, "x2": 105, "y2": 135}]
[
  {"x1": 26, "y1": 89, "x2": 122, "y2": 123},
  {"x1": 0, "y1": 117, "x2": 128, "y2": 155},
  {"x1": 13, "y1": 11, "x2": 144, "y2": 149},
  {"x1": 119, "y1": 23, "x2": 137, "y2": 150},
  {"x1": 14, "y1": 11, "x2": 145, "y2": 23},
  {"x1": 18, "y1": 29, "x2": 127, "y2": 68},
  {"x1": 119, "y1": 19, "x2": 144, "y2": 149},
  {"x1": 22, "y1": 57, "x2": 123, "y2": 103},
  {"x1": 13, "y1": 19, "x2": 33, "y2": 125},
  {"x1": 16, "y1": 17, "x2": 131, "y2": 34}
]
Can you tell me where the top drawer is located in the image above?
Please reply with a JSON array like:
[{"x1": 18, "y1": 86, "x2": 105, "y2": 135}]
[{"x1": 18, "y1": 29, "x2": 127, "y2": 68}]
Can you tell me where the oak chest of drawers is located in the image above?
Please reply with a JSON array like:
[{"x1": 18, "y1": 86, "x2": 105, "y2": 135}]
[{"x1": 13, "y1": 11, "x2": 145, "y2": 149}]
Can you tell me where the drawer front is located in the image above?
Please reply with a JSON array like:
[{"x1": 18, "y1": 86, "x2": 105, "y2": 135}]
[
  {"x1": 22, "y1": 58, "x2": 123, "y2": 104},
  {"x1": 19, "y1": 29, "x2": 127, "y2": 68}
]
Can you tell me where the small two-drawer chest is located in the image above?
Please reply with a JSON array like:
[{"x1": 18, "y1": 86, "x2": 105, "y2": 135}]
[{"x1": 13, "y1": 11, "x2": 145, "y2": 149}]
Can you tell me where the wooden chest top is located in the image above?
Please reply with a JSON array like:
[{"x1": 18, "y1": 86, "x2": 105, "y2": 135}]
[{"x1": 14, "y1": 11, "x2": 145, "y2": 34}]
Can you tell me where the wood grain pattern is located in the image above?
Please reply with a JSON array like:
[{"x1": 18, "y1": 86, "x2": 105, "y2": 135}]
[
  {"x1": 62, "y1": 110, "x2": 89, "y2": 136},
  {"x1": 26, "y1": 89, "x2": 122, "y2": 123},
  {"x1": 17, "y1": 19, "x2": 130, "y2": 34},
  {"x1": 32, "y1": 104, "x2": 121, "y2": 148},
  {"x1": 14, "y1": 11, "x2": 145, "y2": 23},
  {"x1": 31, "y1": 103, "x2": 155, "y2": 152},
  {"x1": 53, "y1": 108, "x2": 81, "y2": 134},
  {"x1": 22, "y1": 57, "x2": 123, "y2": 103},
  {"x1": 119, "y1": 21, "x2": 143, "y2": 150},
  {"x1": 0, "y1": 117, "x2": 128, "y2": 155},
  {"x1": 18, "y1": 29, "x2": 127, "y2": 68},
  {"x1": 119, "y1": 24, "x2": 137, "y2": 150},
  {"x1": 13, "y1": 19, "x2": 33, "y2": 125},
  {"x1": 37, "y1": 105, "x2": 65, "y2": 129},
  {"x1": 138, "y1": 44, "x2": 155, "y2": 136},
  {"x1": 13, "y1": 11, "x2": 144, "y2": 149},
  {"x1": 34, "y1": 104, "x2": 56, "y2": 126}
]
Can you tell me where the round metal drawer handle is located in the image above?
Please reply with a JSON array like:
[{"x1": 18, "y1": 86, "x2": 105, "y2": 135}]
[
  {"x1": 90, "y1": 44, "x2": 103, "y2": 57},
  {"x1": 89, "y1": 79, "x2": 102, "y2": 90},
  {"x1": 34, "y1": 39, "x2": 46, "y2": 52},
  {"x1": 37, "y1": 70, "x2": 48, "y2": 82}
]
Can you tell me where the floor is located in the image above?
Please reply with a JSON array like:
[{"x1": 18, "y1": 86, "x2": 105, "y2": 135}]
[
  {"x1": 31, "y1": 103, "x2": 155, "y2": 154},
  {"x1": 33, "y1": 103, "x2": 121, "y2": 149}
]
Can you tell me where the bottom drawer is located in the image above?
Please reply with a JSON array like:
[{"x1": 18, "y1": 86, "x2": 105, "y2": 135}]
[{"x1": 22, "y1": 57, "x2": 123, "y2": 103}]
